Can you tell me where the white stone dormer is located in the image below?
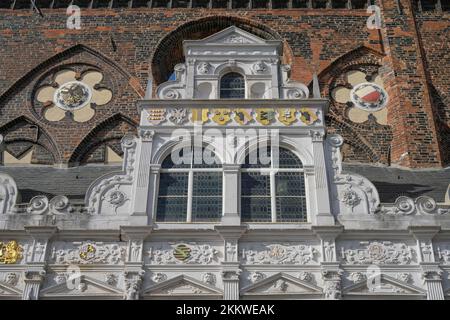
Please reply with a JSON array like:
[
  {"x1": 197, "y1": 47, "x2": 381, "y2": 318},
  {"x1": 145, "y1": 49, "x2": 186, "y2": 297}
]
[{"x1": 156, "y1": 26, "x2": 309, "y2": 100}]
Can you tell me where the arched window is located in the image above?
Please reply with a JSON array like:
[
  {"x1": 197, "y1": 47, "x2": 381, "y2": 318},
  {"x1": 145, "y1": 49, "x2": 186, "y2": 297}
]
[
  {"x1": 156, "y1": 146, "x2": 222, "y2": 222},
  {"x1": 241, "y1": 146, "x2": 306, "y2": 223},
  {"x1": 220, "y1": 72, "x2": 245, "y2": 99}
]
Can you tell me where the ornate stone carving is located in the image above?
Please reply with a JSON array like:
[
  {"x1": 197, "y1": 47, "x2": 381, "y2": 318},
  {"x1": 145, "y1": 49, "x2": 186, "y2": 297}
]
[
  {"x1": 152, "y1": 272, "x2": 167, "y2": 283},
  {"x1": 341, "y1": 241, "x2": 413, "y2": 265},
  {"x1": 0, "y1": 241, "x2": 23, "y2": 264},
  {"x1": 422, "y1": 270, "x2": 442, "y2": 281},
  {"x1": 322, "y1": 270, "x2": 342, "y2": 300},
  {"x1": 242, "y1": 244, "x2": 317, "y2": 265},
  {"x1": 323, "y1": 241, "x2": 335, "y2": 262},
  {"x1": 54, "y1": 273, "x2": 66, "y2": 284},
  {"x1": 86, "y1": 135, "x2": 137, "y2": 215},
  {"x1": 348, "y1": 272, "x2": 366, "y2": 283},
  {"x1": 147, "y1": 109, "x2": 165, "y2": 125},
  {"x1": 4, "y1": 272, "x2": 18, "y2": 286},
  {"x1": 396, "y1": 273, "x2": 412, "y2": 283},
  {"x1": 252, "y1": 61, "x2": 267, "y2": 73},
  {"x1": 124, "y1": 277, "x2": 141, "y2": 300},
  {"x1": 139, "y1": 129, "x2": 155, "y2": 141},
  {"x1": 164, "y1": 89, "x2": 181, "y2": 99},
  {"x1": 250, "y1": 272, "x2": 266, "y2": 283},
  {"x1": 379, "y1": 195, "x2": 448, "y2": 215},
  {"x1": 168, "y1": 108, "x2": 188, "y2": 124},
  {"x1": 148, "y1": 243, "x2": 219, "y2": 265},
  {"x1": 102, "y1": 188, "x2": 128, "y2": 213},
  {"x1": 105, "y1": 273, "x2": 118, "y2": 286},
  {"x1": 298, "y1": 272, "x2": 313, "y2": 283},
  {"x1": 27, "y1": 196, "x2": 49, "y2": 215},
  {"x1": 340, "y1": 186, "x2": 361, "y2": 210},
  {"x1": 0, "y1": 172, "x2": 18, "y2": 214},
  {"x1": 287, "y1": 88, "x2": 307, "y2": 99},
  {"x1": 52, "y1": 242, "x2": 125, "y2": 265},
  {"x1": 197, "y1": 62, "x2": 212, "y2": 74},
  {"x1": 202, "y1": 273, "x2": 216, "y2": 286},
  {"x1": 420, "y1": 242, "x2": 434, "y2": 262}
]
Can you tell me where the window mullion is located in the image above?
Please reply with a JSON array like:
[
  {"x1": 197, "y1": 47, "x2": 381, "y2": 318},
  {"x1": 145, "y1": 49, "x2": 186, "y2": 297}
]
[
  {"x1": 270, "y1": 171, "x2": 277, "y2": 223},
  {"x1": 186, "y1": 170, "x2": 194, "y2": 222}
]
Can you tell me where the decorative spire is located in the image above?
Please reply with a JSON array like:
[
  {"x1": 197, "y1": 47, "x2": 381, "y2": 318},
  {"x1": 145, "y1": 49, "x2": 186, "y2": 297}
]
[
  {"x1": 313, "y1": 73, "x2": 321, "y2": 99},
  {"x1": 144, "y1": 74, "x2": 153, "y2": 99}
]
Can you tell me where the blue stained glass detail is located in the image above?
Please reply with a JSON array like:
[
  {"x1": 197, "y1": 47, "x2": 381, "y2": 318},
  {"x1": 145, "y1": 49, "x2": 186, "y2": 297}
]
[{"x1": 220, "y1": 72, "x2": 245, "y2": 99}]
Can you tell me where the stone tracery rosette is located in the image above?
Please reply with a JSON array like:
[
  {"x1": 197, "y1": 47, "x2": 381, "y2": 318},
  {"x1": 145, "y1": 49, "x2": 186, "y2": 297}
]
[
  {"x1": 331, "y1": 70, "x2": 388, "y2": 125},
  {"x1": 35, "y1": 69, "x2": 112, "y2": 122}
]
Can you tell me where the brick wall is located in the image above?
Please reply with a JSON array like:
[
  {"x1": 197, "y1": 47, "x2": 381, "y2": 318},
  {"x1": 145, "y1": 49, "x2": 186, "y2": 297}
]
[{"x1": 0, "y1": 6, "x2": 447, "y2": 167}]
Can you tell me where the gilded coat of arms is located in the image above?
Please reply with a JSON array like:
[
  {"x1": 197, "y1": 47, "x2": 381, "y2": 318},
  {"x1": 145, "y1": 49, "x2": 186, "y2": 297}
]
[
  {"x1": 299, "y1": 108, "x2": 318, "y2": 125},
  {"x1": 173, "y1": 244, "x2": 192, "y2": 261},
  {"x1": 234, "y1": 108, "x2": 253, "y2": 125},
  {"x1": 0, "y1": 240, "x2": 23, "y2": 264},
  {"x1": 278, "y1": 108, "x2": 297, "y2": 125},
  {"x1": 79, "y1": 243, "x2": 97, "y2": 261},
  {"x1": 255, "y1": 109, "x2": 276, "y2": 125},
  {"x1": 211, "y1": 109, "x2": 232, "y2": 125}
]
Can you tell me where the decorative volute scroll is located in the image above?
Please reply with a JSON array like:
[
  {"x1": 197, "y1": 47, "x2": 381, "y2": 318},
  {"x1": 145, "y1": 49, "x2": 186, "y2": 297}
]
[
  {"x1": 156, "y1": 26, "x2": 309, "y2": 100},
  {"x1": 0, "y1": 172, "x2": 18, "y2": 214},
  {"x1": 325, "y1": 134, "x2": 380, "y2": 215},
  {"x1": 85, "y1": 134, "x2": 138, "y2": 215}
]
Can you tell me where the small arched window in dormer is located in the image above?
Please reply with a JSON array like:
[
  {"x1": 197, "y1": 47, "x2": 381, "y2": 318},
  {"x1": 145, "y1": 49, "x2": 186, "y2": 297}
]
[{"x1": 220, "y1": 72, "x2": 245, "y2": 99}]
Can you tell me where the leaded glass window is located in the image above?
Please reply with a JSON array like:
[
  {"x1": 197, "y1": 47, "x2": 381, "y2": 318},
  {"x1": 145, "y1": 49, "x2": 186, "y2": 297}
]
[
  {"x1": 156, "y1": 146, "x2": 222, "y2": 223},
  {"x1": 220, "y1": 72, "x2": 245, "y2": 99},
  {"x1": 241, "y1": 146, "x2": 307, "y2": 223}
]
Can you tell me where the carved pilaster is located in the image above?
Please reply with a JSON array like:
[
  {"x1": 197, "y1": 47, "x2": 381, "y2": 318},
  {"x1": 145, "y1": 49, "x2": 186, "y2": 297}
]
[
  {"x1": 120, "y1": 226, "x2": 152, "y2": 265},
  {"x1": 131, "y1": 131, "x2": 155, "y2": 221},
  {"x1": 123, "y1": 270, "x2": 145, "y2": 300},
  {"x1": 24, "y1": 226, "x2": 57, "y2": 264},
  {"x1": 321, "y1": 265, "x2": 343, "y2": 300},
  {"x1": 421, "y1": 265, "x2": 444, "y2": 300},
  {"x1": 409, "y1": 226, "x2": 440, "y2": 263},
  {"x1": 313, "y1": 226, "x2": 343, "y2": 263},
  {"x1": 22, "y1": 270, "x2": 46, "y2": 300},
  {"x1": 215, "y1": 225, "x2": 247, "y2": 263},
  {"x1": 221, "y1": 165, "x2": 241, "y2": 225},
  {"x1": 309, "y1": 130, "x2": 334, "y2": 225},
  {"x1": 221, "y1": 262, "x2": 241, "y2": 300}
]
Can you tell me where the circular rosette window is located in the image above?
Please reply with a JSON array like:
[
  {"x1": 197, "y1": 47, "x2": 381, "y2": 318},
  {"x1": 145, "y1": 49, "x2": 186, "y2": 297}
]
[
  {"x1": 36, "y1": 69, "x2": 112, "y2": 123},
  {"x1": 331, "y1": 70, "x2": 388, "y2": 125}
]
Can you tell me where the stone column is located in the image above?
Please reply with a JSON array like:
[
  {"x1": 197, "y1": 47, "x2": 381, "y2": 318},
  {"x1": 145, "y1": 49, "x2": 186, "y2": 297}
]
[
  {"x1": 222, "y1": 165, "x2": 241, "y2": 225},
  {"x1": 312, "y1": 226, "x2": 343, "y2": 263},
  {"x1": 130, "y1": 129, "x2": 154, "y2": 224},
  {"x1": 321, "y1": 264, "x2": 343, "y2": 300},
  {"x1": 310, "y1": 130, "x2": 334, "y2": 225},
  {"x1": 215, "y1": 226, "x2": 247, "y2": 300},
  {"x1": 409, "y1": 226, "x2": 444, "y2": 300},
  {"x1": 148, "y1": 164, "x2": 161, "y2": 224},
  {"x1": 22, "y1": 226, "x2": 57, "y2": 300},
  {"x1": 23, "y1": 270, "x2": 46, "y2": 300},
  {"x1": 422, "y1": 267, "x2": 444, "y2": 300},
  {"x1": 121, "y1": 226, "x2": 152, "y2": 300},
  {"x1": 221, "y1": 264, "x2": 241, "y2": 300}
]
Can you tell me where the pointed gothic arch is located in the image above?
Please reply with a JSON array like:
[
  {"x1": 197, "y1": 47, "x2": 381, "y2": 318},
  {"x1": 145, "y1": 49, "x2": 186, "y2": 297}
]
[
  {"x1": 68, "y1": 113, "x2": 138, "y2": 166},
  {"x1": 150, "y1": 15, "x2": 293, "y2": 86}
]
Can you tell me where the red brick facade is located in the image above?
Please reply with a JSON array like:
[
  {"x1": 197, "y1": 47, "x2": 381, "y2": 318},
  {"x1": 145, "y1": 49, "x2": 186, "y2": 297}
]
[{"x1": 0, "y1": 2, "x2": 448, "y2": 168}]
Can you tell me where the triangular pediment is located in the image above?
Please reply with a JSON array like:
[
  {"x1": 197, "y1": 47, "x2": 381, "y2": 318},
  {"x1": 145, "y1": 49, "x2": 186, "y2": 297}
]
[
  {"x1": 187, "y1": 26, "x2": 270, "y2": 45},
  {"x1": 343, "y1": 274, "x2": 426, "y2": 296},
  {"x1": 0, "y1": 282, "x2": 22, "y2": 296},
  {"x1": 241, "y1": 273, "x2": 322, "y2": 296},
  {"x1": 40, "y1": 275, "x2": 122, "y2": 297},
  {"x1": 143, "y1": 275, "x2": 222, "y2": 296}
]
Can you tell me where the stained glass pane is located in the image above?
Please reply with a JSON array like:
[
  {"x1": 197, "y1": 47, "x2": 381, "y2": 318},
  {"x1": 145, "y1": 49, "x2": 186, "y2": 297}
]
[
  {"x1": 241, "y1": 172, "x2": 270, "y2": 196},
  {"x1": 158, "y1": 173, "x2": 188, "y2": 196},
  {"x1": 277, "y1": 148, "x2": 303, "y2": 168},
  {"x1": 220, "y1": 72, "x2": 245, "y2": 99},
  {"x1": 156, "y1": 173, "x2": 188, "y2": 222},
  {"x1": 156, "y1": 197, "x2": 187, "y2": 222},
  {"x1": 275, "y1": 172, "x2": 305, "y2": 195},
  {"x1": 276, "y1": 197, "x2": 307, "y2": 222},
  {"x1": 241, "y1": 196, "x2": 272, "y2": 222},
  {"x1": 191, "y1": 172, "x2": 222, "y2": 222},
  {"x1": 242, "y1": 146, "x2": 271, "y2": 168}
]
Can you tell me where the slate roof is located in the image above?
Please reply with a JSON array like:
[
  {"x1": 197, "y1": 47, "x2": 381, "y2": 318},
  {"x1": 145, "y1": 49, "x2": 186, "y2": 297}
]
[{"x1": 0, "y1": 164, "x2": 449, "y2": 204}]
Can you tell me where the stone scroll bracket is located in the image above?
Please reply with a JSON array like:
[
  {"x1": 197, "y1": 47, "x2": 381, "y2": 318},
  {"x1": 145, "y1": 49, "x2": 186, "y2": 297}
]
[
  {"x1": 0, "y1": 171, "x2": 18, "y2": 216},
  {"x1": 325, "y1": 134, "x2": 381, "y2": 217},
  {"x1": 85, "y1": 134, "x2": 138, "y2": 218}
]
